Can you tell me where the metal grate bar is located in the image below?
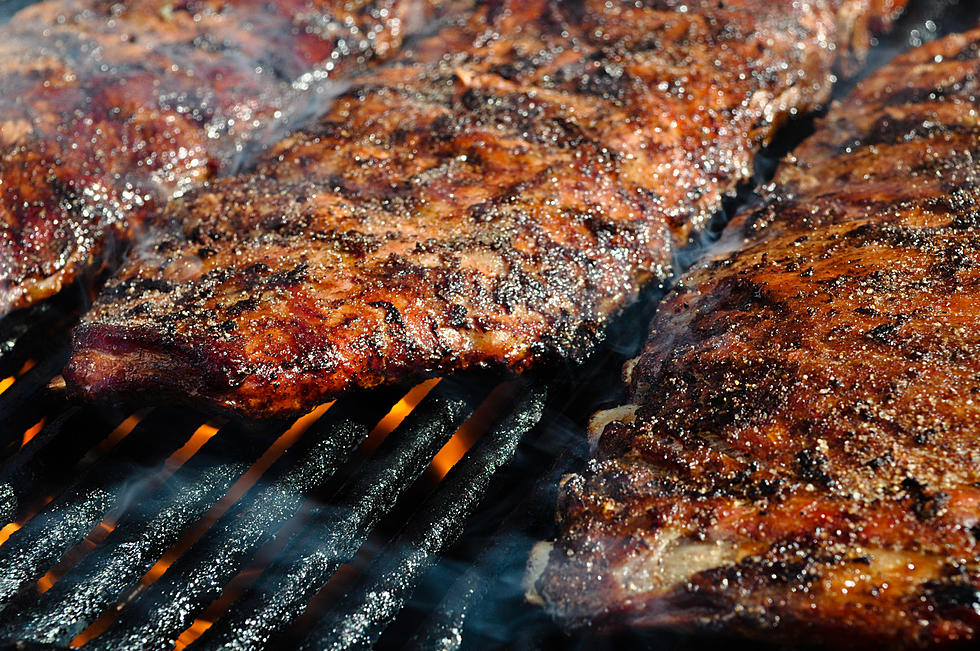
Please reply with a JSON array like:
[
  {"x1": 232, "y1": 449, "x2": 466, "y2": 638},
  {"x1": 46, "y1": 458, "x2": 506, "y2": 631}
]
[
  {"x1": 86, "y1": 404, "x2": 371, "y2": 651},
  {"x1": 0, "y1": 293, "x2": 77, "y2": 379},
  {"x1": 0, "y1": 345, "x2": 69, "y2": 443},
  {"x1": 299, "y1": 385, "x2": 547, "y2": 651},
  {"x1": 408, "y1": 449, "x2": 578, "y2": 651},
  {"x1": 0, "y1": 405, "x2": 129, "y2": 525},
  {"x1": 185, "y1": 381, "x2": 479, "y2": 651},
  {"x1": 0, "y1": 422, "x2": 279, "y2": 645},
  {"x1": 0, "y1": 408, "x2": 203, "y2": 611}
]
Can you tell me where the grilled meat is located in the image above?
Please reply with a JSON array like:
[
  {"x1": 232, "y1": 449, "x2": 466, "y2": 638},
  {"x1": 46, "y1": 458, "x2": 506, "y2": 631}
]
[
  {"x1": 66, "y1": 0, "x2": 904, "y2": 418},
  {"x1": 0, "y1": 0, "x2": 448, "y2": 315},
  {"x1": 536, "y1": 24, "x2": 980, "y2": 649}
]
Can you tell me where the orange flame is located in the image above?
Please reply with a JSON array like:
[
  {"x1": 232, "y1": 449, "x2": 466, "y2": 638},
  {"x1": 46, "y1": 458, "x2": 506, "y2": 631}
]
[
  {"x1": 99, "y1": 414, "x2": 143, "y2": 454},
  {"x1": 429, "y1": 430, "x2": 475, "y2": 480},
  {"x1": 0, "y1": 359, "x2": 39, "y2": 397},
  {"x1": 359, "y1": 378, "x2": 441, "y2": 457},
  {"x1": 70, "y1": 402, "x2": 334, "y2": 648},
  {"x1": 21, "y1": 418, "x2": 45, "y2": 448},
  {"x1": 0, "y1": 523, "x2": 21, "y2": 548},
  {"x1": 427, "y1": 380, "x2": 520, "y2": 481},
  {"x1": 166, "y1": 423, "x2": 222, "y2": 468},
  {"x1": 174, "y1": 618, "x2": 214, "y2": 650}
]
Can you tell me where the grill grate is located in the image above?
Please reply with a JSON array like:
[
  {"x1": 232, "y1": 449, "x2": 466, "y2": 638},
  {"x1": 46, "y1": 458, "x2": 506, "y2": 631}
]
[
  {"x1": 0, "y1": 1, "x2": 978, "y2": 649},
  {"x1": 0, "y1": 352, "x2": 556, "y2": 650}
]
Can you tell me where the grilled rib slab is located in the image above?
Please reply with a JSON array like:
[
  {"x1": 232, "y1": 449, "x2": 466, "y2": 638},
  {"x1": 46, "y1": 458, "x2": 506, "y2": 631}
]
[
  {"x1": 536, "y1": 25, "x2": 980, "y2": 648},
  {"x1": 0, "y1": 0, "x2": 445, "y2": 315},
  {"x1": 66, "y1": 0, "x2": 904, "y2": 418}
]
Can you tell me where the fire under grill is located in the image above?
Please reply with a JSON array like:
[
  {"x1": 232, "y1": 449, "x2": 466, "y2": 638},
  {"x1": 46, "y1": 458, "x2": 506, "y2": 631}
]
[
  {"x1": 1, "y1": 1, "x2": 979, "y2": 650},
  {"x1": 0, "y1": 279, "x2": 657, "y2": 650}
]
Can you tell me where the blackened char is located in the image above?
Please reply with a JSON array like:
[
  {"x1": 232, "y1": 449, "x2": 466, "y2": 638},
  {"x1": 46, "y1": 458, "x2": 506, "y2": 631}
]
[{"x1": 66, "y1": 0, "x2": 905, "y2": 418}]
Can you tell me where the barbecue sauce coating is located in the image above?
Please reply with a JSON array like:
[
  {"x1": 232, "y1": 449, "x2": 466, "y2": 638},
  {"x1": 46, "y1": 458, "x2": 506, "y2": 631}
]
[
  {"x1": 538, "y1": 26, "x2": 980, "y2": 648},
  {"x1": 66, "y1": 0, "x2": 904, "y2": 418},
  {"x1": 0, "y1": 0, "x2": 445, "y2": 315}
]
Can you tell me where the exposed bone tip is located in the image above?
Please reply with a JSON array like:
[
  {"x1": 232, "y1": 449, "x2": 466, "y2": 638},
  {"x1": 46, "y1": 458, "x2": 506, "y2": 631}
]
[
  {"x1": 48, "y1": 375, "x2": 67, "y2": 391},
  {"x1": 524, "y1": 541, "x2": 554, "y2": 606}
]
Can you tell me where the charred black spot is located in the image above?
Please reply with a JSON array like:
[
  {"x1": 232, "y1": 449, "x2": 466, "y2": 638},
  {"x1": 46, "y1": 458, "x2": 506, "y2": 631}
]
[
  {"x1": 490, "y1": 61, "x2": 531, "y2": 81},
  {"x1": 913, "y1": 427, "x2": 937, "y2": 446},
  {"x1": 922, "y1": 581, "x2": 980, "y2": 613},
  {"x1": 902, "y1": 478, "x2": 949, "y2": 520},
  {"x1": 459, "y1": 88, "x2": 492, "y2": 113},
  {"x1": 865, "y1": 322, "x2": 900, "y2": 343},
  {"x1": 447, "y1": 304, "x2": 468, "y2": 328},
  {"x1": 841, "y1": 115, "x2": 976, "y2": 151},
  {"x1": 865, "y1": 452, "x2": 892, "y2": 470},
  {"x1": 369, "y1": 300, "x2": 404, "y2": 325},
  {"x1": 796, "y1": 447, "x2": 832, "y2": 487},
  {"x1": 845, "y1": 222, "x2": 928, "y2": 249},
  {"x1": 245, "y1": 263, "x2": 271, "y2": 275},
  {"x1": 123, "y1": 302, "x2": 150, "y2": 317},
  {"x1": 104, "y1": 277, "x2": 174, "y2": 299},
  {"x1": 266, "y1": 263, "x2": 309, "y2": 287},
  {"x1": 575, "y1": 63, "x2": 630, "y2": 102},
  {"x1": 225, "y1": 297, "x2": 259, "y2": 317},
  {"x1": 765, "y1": 559, "x2": 819, "y2": 585},
  {"x1": 700, "y1": 275, "x2": 786, "y2": 319},
  {"x1": 259, "y1": 212, "x2": 310, "y2": 236},
  {"x1": 746, "y1": 477, "x2": 783, "y2": 500}
]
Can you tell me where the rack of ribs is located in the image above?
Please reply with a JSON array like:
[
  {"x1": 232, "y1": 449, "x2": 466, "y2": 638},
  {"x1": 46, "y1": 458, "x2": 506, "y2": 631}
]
[
  {"x1": 534, "y1": 21, "x2": 980, "y2": 648},
  {"x1": 0, "y1": 0, "x2": 449, "y2": 315},
  {"x1": 65, "y1": 0, "x2": 905, "y2": 418}
]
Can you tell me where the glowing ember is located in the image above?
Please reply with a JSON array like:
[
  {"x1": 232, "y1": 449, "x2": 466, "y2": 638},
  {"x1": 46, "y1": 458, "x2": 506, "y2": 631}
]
[
  {"x1": 0, "y1": 523, "x2": 20, "y2": 548},
  {"x1": 0, "y1": 359, "x2": 39, "y2": 396},
  {"x1": 20, "y1": 418, "x2": 45, "y2": 448},
  {"x1": 428, "y1": 381, "x2": 519, "y2": 481},
  {"x1": 429, "y1": 430, "x2": 476, "y2": 481},
  {"x1": 70, "y1": 402, "x2": 335, "y2": 647},
  {"x1": 142, "y1": 402, "x2": 333, "y2": 584},
  {"x1": 174, "y1": 617, "x2": 214, "y2": 650},
  {"x1": 166, "y1": 422, "x2": 222, "y2": 469},
  {"x1": 98, "y1": 414, "x2": 144, "y2": 455},
  {"x1": 359, "y1": 378, "x2": 441, "y2": 456}
]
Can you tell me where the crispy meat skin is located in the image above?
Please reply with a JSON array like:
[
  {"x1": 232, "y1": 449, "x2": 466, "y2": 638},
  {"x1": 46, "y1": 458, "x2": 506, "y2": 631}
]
[
  {"x1": 538, "y1": 26, "x2": 980, "y2": 648},
  {"x1": 0, "y1": 0, "x2": 443, "y2": 314},
  {"x1": 66, "y1": 0, "x2": 904, "y2": 418}
]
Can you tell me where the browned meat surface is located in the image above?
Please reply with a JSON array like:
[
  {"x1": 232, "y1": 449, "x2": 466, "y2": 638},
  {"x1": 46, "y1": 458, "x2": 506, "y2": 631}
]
[
  {"x1": 0, "y1": 0, "x2": 448, "y2": 315},
  {"x1": 536, "y1": 25, "x2": 980, "y2": 649},
  {"x1": 65, "y1": 0, "x2": 904, "y2": 418}
]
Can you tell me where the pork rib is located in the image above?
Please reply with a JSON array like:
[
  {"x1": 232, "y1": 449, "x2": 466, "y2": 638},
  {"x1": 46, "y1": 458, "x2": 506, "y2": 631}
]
[
  {"x1": 536, "y1": 24, "x2": 980, "y2": 649},
  {"x1": 0, "y1": 0, "x2": 447, "y2": 315},
  {"x1": 66, "y1": 0, "x2": 904, "y2": 418}
]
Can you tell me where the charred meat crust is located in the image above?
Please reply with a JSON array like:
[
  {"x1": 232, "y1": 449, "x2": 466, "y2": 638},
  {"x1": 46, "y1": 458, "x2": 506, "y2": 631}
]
[
  {"x1": 539, "y1": 24, "x2": 980, "y2": 649},
  {"x1": 0, "y1": 0, "x2": 448, "y2": 315},
  {"x1": 67, "y1": 0, "x2": 904, "y2": 418}
]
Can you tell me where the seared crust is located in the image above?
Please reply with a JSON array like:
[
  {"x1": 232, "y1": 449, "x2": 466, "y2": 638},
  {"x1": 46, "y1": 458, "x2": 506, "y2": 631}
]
[
  {"x1": 538, "y1": 26, "x2": 980, "y2": 648},
  {"x1": 66, "y1": 0, "x2": 903, "y2": 418},
  {"x1": 0, "y1": 0, "x2": 444, "y2": 315}
]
